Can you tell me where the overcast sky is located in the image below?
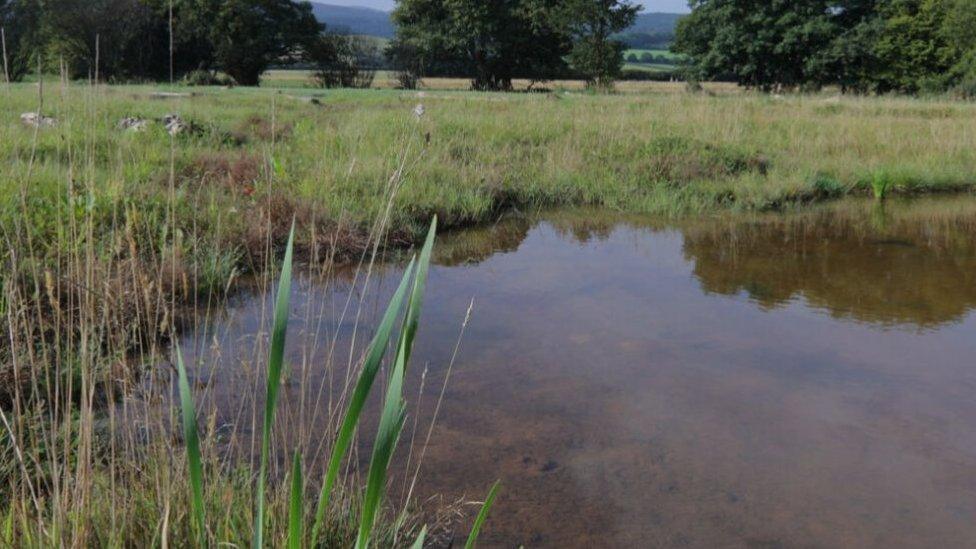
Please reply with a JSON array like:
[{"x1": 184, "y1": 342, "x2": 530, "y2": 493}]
[{"x1": 320, "y1": 1, "x2": 691, "y2": 13}]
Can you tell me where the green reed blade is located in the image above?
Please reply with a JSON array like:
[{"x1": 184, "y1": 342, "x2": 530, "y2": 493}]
[
  {"x1": 287, "y1": 451, "x2": 303, "y2": 549},
  {"x1": 400, "y1": 216, "x2": 437, "y2": 367},
  {"x1": 355, "y1": 218, "x2": 437, "y2": 549},
  {"x1": 310, "y1": 256, "x2": 417, "y2": 545},
  {"x1": 410, "y1": 526, "x2": 428, "y2": 549},
  {"x1": 253, "y1": 221, "x2": 296, "y2": 549},
  {"x1": 465, "y1": 481, "x2": 500, "y2": 549},
  {"x1": 174, "y1": 345, "x2": 206, "y2": 547},
  {"x1": 356, "y1": 317, "x2": 411, "y2": 548},
  {"x1": 355, "y1": 390, "x2": 406, "y2": 549}
]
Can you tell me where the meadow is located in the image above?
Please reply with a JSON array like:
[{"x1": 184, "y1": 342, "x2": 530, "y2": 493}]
[{"x1": 2, "y1": 77, "x2": 976, "y2": 546}]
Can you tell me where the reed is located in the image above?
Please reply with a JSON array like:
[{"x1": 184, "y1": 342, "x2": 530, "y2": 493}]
[{"x1": 169, "y1": 218, "x2": 496, "y2": 546}]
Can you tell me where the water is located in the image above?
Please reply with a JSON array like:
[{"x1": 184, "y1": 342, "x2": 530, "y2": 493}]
[{"x1": 173, "y1": 197, "x2": 976, "y2": 547}]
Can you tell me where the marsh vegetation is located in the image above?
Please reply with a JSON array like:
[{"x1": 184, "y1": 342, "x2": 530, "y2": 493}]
[{"x1": 2, "y1": 72, "x2": 976, "y2": 546}]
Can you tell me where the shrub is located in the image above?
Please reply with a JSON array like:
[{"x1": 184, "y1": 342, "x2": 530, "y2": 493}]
[
  {"x1": 182, "y1": 69, "x2": 234, "y2": 87},
  {"x1": 395, "y1": 70, "x2": 421, "y2": 90},
  {"x1": 308, "y1": 33, "x2": 378, "y2": 89}
]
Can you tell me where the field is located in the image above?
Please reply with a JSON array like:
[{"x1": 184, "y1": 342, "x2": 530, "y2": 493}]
[
  {"x1": 6, "y1": 79, "x2": 975, "y2": 250},
  {"x1": 622, "y1": 48, "x2": 681, "y2": 73},
  {"x1": 623, "y1": 48, "x2": 680, "y2": 61},
  {"x1": 3, "y1": 79, "x2": 976, "y2": 545}
]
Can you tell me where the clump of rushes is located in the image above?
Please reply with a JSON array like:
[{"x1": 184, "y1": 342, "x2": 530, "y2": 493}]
[
  {"x1": 174, "y1": 216, "x2": 499, "y2": 547},
  {"x1": 870, "y1": 171, "x2": 893, "y2": 200}
]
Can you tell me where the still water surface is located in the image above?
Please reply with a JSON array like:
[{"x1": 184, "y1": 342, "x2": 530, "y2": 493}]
[{"x1": 176, "y1": 197, "x2": 976, "y2": 548}]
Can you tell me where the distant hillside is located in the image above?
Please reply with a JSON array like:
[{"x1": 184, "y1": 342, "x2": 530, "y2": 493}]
[
  {"x1": 308, "y1": 4, "x2": 683, "y2": 47},
  {"x1": 631, "y1": 12, "x2": 685, "y2": 35},
  {"x1": 309, "y1": 3, "x2": 394, "y2": 38},
  {"x1": 617, "y1": 12, "x2": 686, "y2": 49}
]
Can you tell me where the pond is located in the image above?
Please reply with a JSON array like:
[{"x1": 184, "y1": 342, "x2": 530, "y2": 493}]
[{"x1": 172, "y1": 197, "x2": 976, "y2": 547}]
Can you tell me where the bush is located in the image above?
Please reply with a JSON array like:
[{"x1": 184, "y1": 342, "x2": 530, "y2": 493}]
[
  {"x1": 955, "y1": 76, "x2": 976, "y2": 100},
  {"x1": 951, "y1": 52, "x2": 976, "y2": 100},
  {"x1": 182, "y1": 70, "x2": 234, "y2": 87},
  {"x1": 308, "y1": 33, "x2": 377, "y2": 89}
]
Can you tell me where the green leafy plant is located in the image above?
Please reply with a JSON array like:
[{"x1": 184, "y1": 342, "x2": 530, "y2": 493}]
[{"x1": 172, "y1": 216, "x2": 497, "y2": 547}]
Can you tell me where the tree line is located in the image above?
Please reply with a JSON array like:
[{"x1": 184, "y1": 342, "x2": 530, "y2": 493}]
[
  {"x1": 673, "y1": 0, "x2": 976, "y2": 97},
  {"x1": 0, "y1": 0, "x2": 641, "y2": 90},
  {"x1": 387, "y1": 0, "x2": 640, "y2": 90},
  {"x1": 1, "y1": 0, "x2": 326, "y2": 86},
  {"x1": 4, "y1": 0, "x2": 974, "y2": 96}
]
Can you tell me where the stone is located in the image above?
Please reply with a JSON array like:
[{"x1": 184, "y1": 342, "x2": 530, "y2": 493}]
[
  {"x1": 161, "y1": 113, "x2": 196, "y2": 136},
  {"x1": 117, "y1": 117, "x2": 149, "y2": 132},
  {"x1": 20, "y1": 112, "x2": 57, "y2": 128}
]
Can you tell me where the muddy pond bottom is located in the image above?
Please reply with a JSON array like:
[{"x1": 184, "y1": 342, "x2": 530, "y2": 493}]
[{"x1": 176, "y1": 198, "x2": 976, "y2": 548}]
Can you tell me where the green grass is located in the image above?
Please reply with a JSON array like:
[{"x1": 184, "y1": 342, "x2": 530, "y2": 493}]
[
  {"x1": 622, "y1": 62, "x2": 678, "y2": 73},
  {"x1": 7, "y1": 82, "x2": 975, "y2": 245}
]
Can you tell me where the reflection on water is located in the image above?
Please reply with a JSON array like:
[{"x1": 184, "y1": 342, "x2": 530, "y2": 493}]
[
  {"x1": 172, "y1": 197, "x2": 976, "y2": 548},
  {"x1": 682, "y1": 200, "x2": 976, "y2": 328}
]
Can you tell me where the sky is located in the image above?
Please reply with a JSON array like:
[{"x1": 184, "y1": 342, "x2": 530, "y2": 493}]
[{"x1": 320, "y1": 1, "x2": 691, "y2": 13}]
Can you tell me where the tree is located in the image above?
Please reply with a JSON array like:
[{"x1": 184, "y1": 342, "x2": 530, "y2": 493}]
[
  {"x1": 208, "y1": 0, "x2": 321, "y2": 86},
  {"x1": 804, "y1": 1, "x2": 885, "y2": 93},
  {"x1": 553, "y1": 0, "x2": 639, "y2": 88},
  {"x1": 942, "y1": 0, "x2": 976, "y2": 95},
  {"x1": 389, "y1": 0, "x2": 570, "y2": 91},
  {"x1": 308, "y1": 32, "x2": 377, "y2": 88},
  {"x1": 870, "y1": 0, "x2": 956, "y2": 93},
  {"x1": 139, "y1": 0, "x2": 224, "y2": 79},
  {"x1": 40, "y1": 0, "x2": 167, "y2": 81},
  {"x1": 673, "y1": 0, "x2": 842, "y2": 91},
  {"x1": 0, "y1": 0, "x2": 42, "y2": 81}
]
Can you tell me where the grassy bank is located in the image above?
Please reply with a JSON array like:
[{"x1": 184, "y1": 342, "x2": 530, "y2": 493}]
[{"x1": 5, "y1": 81, "x2": 976, "y2": 262}]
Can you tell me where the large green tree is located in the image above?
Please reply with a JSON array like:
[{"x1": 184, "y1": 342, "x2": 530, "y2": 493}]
[
  {"x1": 0, "y1": 0, "x2": 43, "y2": 81},
  {"x1": 941, "y1": 0, "x2": 976, "y2": 94},
  {"x1": 673, "y1": 0, "x2": 838, "y2": 91},
  {"x1": 208, "y1": 0, "x2": 321, "y2": 86},
  {"x1": 805, "y1": 0, "x2": 884, "y2": 92},
  {"x1": 674, "y1": 0, "x2": 976, "y2": 94},
  {"x1": 40, "y1": 0, "x2": 166, "y2": 81},
  {"x1": 390, "y1": 0, "x2": 570, "y2": 90},
  {"x1": 552, "y1": 0, "x2": 639, "y2": 88},
  {"x1": 871, "y1": 0, "x2": 956, "y2": 92}
]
